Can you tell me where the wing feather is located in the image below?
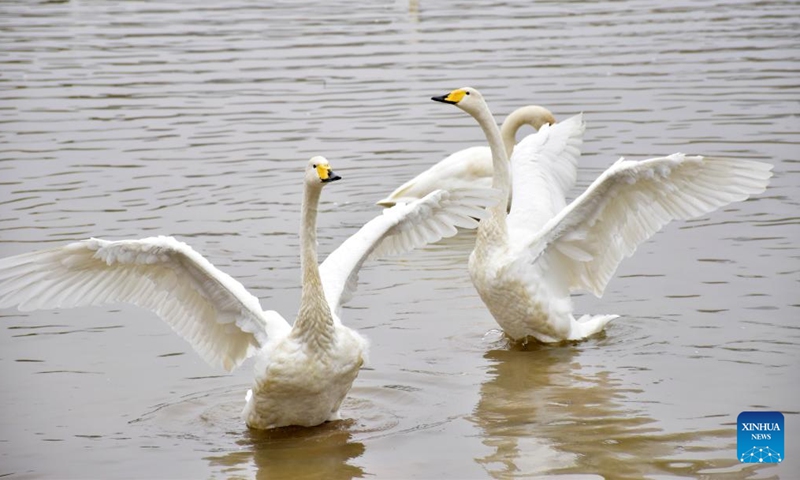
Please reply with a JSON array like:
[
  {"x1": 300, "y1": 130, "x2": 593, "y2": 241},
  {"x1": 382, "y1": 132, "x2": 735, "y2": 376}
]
[
  {"x1": 320, "y1": 187, "x2": 500, "y2": 316},
  {"x1": 0, "y1": 236, "x2": 291, "y2": 371},
  {"x1": 507, "y1": 113, "x2": 585, "y2": 239},
  {"x1": 527, "y1": 154, "x2": 772, "y2": 297}
]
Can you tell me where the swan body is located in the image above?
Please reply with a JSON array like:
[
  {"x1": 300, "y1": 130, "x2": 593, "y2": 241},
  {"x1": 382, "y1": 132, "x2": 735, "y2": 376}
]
[
  {"x1": 376, "y1": 105, "x2": 555, "y2": 207},
  {"x1": 433, "y1": 87, "x2": 773, "y2": 343},
  {"x1": 0, "y1": 156, "x2": 498, "y2": 429}
]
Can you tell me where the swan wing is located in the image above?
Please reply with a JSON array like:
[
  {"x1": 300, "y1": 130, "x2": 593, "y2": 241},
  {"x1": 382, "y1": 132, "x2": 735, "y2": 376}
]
[
  {"x1": 0, "y1": 236, "x2": 291, "y2": 371},
  {"x1": 321, "y1": 187, "x2": 500, "y2": 315},
  {"x1": 507, "y1": 113, "x2": 585, "y2": 237},
  {"x1": 526, "y1": 154, "x2": 772, "y2": 297},
  {"x1": 376, "y1": 146, "x2": 492, "y2": 207}
]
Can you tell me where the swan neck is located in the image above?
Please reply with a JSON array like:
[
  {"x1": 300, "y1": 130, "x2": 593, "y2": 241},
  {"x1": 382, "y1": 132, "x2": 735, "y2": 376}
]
[
  {"x1": 500, "y1": 123, "x2": 517, "y2": 158},
  {"x1": 293, "y1": 183, "x2": 335, "y2": 345},
  {"x1": 472, "y1": 103, "x2": 510, "y2": 238},
  {"x1": 499, "y1": 106, "x2": 553, "y2": 155}
]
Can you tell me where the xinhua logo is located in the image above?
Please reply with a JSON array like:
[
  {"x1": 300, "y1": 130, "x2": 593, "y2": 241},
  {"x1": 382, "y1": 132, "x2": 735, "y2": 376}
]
[{"x1": 737, "y1": 411, "x2": 784, "y2": 463}]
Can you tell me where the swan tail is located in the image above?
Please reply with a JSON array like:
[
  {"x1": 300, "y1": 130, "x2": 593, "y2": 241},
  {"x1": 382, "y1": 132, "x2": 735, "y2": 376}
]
[
  {"x1": 327, "y1": 410, "x2": 343, "y2": 422},
  {"x1": 568, "y1": 314, "x2": 619, "y2": 340},
  {"x1": 241, "y1": 389, "x2": 255, "y2": 424}
]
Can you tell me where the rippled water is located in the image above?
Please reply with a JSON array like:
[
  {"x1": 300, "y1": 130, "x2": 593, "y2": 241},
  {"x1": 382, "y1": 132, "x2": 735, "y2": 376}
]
[{"x1": 1, "y1": 0, "x2": 797, "y2": 478}]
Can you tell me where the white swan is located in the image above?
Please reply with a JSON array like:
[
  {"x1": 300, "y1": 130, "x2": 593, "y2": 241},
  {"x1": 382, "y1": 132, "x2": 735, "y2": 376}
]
[
  {"x1": 376, "y1": 105, "x2": 556, "y2": 207},
  {"x1": 432, "y1": 87, "x2": 773, "y2": 342},
  {"x1": 0, "y1": 156, "x2": 498, "y2": 429}
]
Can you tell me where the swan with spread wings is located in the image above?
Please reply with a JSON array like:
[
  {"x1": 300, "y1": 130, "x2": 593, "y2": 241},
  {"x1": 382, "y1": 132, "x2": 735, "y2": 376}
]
[
  {"x1": 376, "y1": 105, "x2": 556, "y2": 207},
  {"x1": 432, "y1": 87, "x2": 773, "y2": 343},
  {"x1": 0, "y1": 156, "x2": 498, "y2": 429}
]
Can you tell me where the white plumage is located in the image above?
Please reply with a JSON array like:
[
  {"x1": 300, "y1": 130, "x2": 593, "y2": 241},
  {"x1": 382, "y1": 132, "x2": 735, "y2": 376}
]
[
  {"x1": 321, "y1": 187, "x2": 493, "y2": 315},
  {"x1": 0, "y1": 236, "x2": 279, "y2": 371},
  {"x1": 432, "y1": 87, "x2": 773, "y2": 343},
  {"x1": 0, "y1": 156, "x2": 499, "y2": 429},
  {"x1": 376, "y1": 105, "x2": 556, "y2": 207}
]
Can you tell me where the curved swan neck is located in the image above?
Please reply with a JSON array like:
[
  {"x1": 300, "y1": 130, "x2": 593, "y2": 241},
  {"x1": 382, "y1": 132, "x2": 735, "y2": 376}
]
[
  {"x1": 470, "y1": 102, "x2": 510, "y2": 238},
  {"x1": 500, "y1": 105, "x2": 555, "y2": 155},
  {"x1": 500, "y1": 122, "x2": 519, "y2": 159},
  {"x1": 293, "y1": 182, "x2": 335, "y2": 344}
]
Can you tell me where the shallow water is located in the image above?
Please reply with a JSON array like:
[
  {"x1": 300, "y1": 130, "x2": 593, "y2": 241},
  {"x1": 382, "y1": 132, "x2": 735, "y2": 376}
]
[{"x1": 0, "y1": 0, "x2": 798, "y2": 478}]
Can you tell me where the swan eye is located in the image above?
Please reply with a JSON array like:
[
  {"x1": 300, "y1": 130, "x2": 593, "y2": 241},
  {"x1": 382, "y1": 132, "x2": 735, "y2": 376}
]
[
  {"x1": 465, "y1": 91, "x2": 470, "y2": 95},
  {"x1": 312, "y1": 164, "x2": 317, "y2": 168}
]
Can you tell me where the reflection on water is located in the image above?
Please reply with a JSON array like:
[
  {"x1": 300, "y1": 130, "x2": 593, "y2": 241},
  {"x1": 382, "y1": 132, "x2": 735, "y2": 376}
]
[
  {"x1": 0, "y1": 0, "x2": 797, "y2": 478},
  {"x1": 207, "y1": 423, "x2": 366, "y2": 480},
  {"x1": 132, "y1": 381, "x2": 413, "y2": 479},
  {"x1": 471, "y1": 340, "x2": 772, "y2": 479}
]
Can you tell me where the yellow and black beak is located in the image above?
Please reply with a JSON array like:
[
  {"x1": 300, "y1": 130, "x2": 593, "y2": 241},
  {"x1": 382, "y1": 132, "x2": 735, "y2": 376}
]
[
  {"x1": 431, "y1": 89, "x2": 467, "y2": 105},
  {"x1": 317, "y1": 164, "x2": 342, "y2": 183}
]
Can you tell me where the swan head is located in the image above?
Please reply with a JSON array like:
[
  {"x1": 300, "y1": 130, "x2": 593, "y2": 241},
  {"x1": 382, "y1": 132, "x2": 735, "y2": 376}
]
[
  {"x1": 306, "y1": 156, "x2": 342, "y2": 186},
  {"x1": 431, "y1": 87, "x2": 485, "y2": 114}
]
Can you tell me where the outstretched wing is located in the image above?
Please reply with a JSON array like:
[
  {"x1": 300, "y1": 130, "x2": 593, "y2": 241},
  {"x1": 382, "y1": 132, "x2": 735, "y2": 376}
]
[
  {"x1": 320, "y1": 188, "x2": 500, "y2": 316},
  {"x1": 376, "y1": 147, "x2": 493, "y2": 207},
  {"x1": 0, "y1": 236, "x2": 291, "y2": 371},
  {"x1": 507, "y1": 113, "x2": 585, "y2": 239},
  {"x1": 526, "y1": 154, "x2": 772, "y2": 297}
]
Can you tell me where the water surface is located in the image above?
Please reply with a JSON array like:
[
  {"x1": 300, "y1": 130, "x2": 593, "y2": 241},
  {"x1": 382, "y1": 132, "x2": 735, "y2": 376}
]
[{"x1": 0, "y1": 0, "x2": 798, "y2": 478}]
